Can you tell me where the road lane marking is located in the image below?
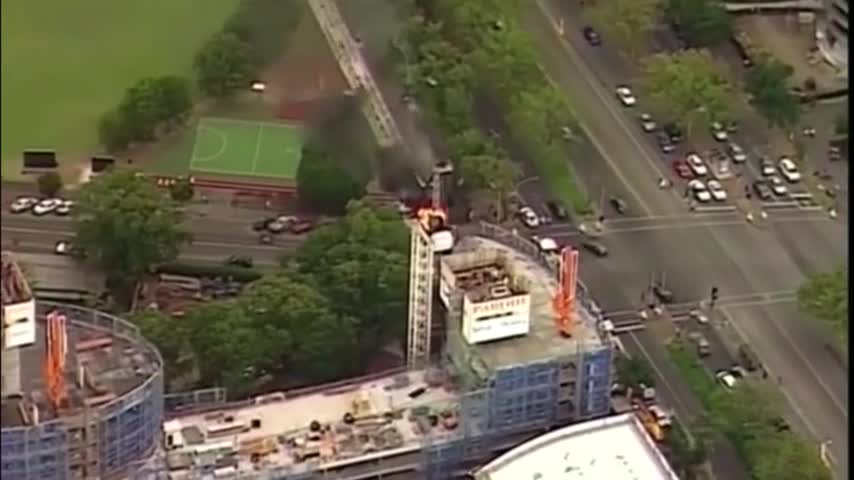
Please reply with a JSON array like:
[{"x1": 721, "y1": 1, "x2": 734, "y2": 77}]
[
  {"x1": 603, "y1": 290, "x2": 798, "y2": 317},
  {"x1": 719, "y1": 308, "x2": 841, "y2": 470}
]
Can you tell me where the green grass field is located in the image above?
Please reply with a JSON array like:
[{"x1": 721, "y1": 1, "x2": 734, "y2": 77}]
[
  {"x1": 0, "y1": 0, "x2": 239, "y2": 178},
  {"x1": 189, "y1": 118, "x2": 303, "y2": 180}
]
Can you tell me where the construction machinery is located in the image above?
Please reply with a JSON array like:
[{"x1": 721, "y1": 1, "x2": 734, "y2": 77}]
[{"x1": 553, "y1": 247, "x2": 579, "y2": 337}]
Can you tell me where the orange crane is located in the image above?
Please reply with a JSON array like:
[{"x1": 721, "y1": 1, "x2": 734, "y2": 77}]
[
  {"x1": 553, "y1": 247, "x2": 579, "y2": 337},
  {"x1": 44, "y1": 310, "x2": 68, "y2": 413}
]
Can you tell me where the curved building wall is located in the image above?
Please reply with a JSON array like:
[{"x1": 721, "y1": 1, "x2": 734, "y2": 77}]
[{"x1": 1, "y1": 303, "x2": 164, "y2": 480}]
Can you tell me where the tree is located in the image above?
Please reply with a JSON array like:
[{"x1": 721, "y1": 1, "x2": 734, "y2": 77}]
[
  {"x1": 666, "y1": 0, "x2": 733, "y2": 48},
  {"x1": 614, "y1": 355, "x2": 655, "y2": 388},
  {"x1": 72, "y1": 171, "x2": 190, "y2": 302},
  {"x1": 585, "y1": 0, "x2": 664, "y2": 55},
  {"x1": 195, "y1": 32, "x2": 253, "y2": 98},
  {"x1": 639, "y1": 49, "x2": 740, "y2": 132},
  {"x1": 151, "y1": 76, "x2": 193, "y2": 127},
  {"x1": 131, "y1": 309, "x2": 190, "y2": 372},
  {"x1": 458, "y1": 153, "x2": 519, "y2": 218},
  {"x1": 750, "y1": 434, "x2": 832, "y2": 480},
  {"x1": 241, "y1": 273, "x2": 361, "y2": 381},
  {"x1": 798, "y1": 267, "x2": 848, "y2": 346},
  {"x1": 37, "y1": 172, "x2": 63, "y2": 197},
  {"x1": 98, "y1": 109, "x2": 134, "y2": 153},
  {"x1": 296, "y1": 146, "x2": 366, "y2": 215},
  {"x1": 745, "y1": 56, "x2": 801, "y2": 130},
  {"x1": 169, "y1": 177, "x2": 195, "y2": 203}
]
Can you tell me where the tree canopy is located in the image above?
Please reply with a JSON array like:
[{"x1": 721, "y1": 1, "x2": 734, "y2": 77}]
[
  {"x1": 399, "y1": 1, "x2": 588, "y2": 214},
  {"x1": 73, "y1": 171, "x2": 190, "y2": 300},
  {"x1": 296, "y1": 146, "x2": 367, "y2": 215},
  {"x1": 666, "y1": 0, "x2": 733, "y2": 48},
  {"x1": 614, "y1": 355, "x2": 656, "y2": 388},
  {"x1": 585, "y1": 0, "x2": 664, "y2": 55},
  {"x1": 37, "y1": 172, "x2": 63, "y2": 197},
  {"x1": 195, "y1": 32, "x2": 253, "y2": 98},
  {"x1": 639, "y1": 49, "x2": 740, "y2": 132},
  {"x1": 98, "y1": 76, "x2": 192, "y2": 152},
  {"x1": 745, "y1": 56, "x2": 802, "y2": 130},
  {"x1": 798, "y1": 267, "x2": 848, "y2": 347},
  {"x1": 134, "y1": 203, "x2": 409, "y2": 394}
]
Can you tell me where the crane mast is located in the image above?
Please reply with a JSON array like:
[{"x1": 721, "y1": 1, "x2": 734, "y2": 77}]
[{"x1": 553, "y1": 247, "x2": 579, "y2": 336}]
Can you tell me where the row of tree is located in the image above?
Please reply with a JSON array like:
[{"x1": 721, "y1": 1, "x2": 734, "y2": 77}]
[
  {"x1": 97, "y1": 0, "x2": 304, "y2": 152},
  {"x1": 399, "y1": 0, "x2": 588, "y2": 215},
  {"x1": 798, "y1": 267, "x2": 848, "y2": 349},
  {"x1": 69, "y1": 170, "x2": 406, "y2": 394},
  {"x1": 132, "y1": 202, "x2": 408, "y2": 394},
  {"x1": 587, "y1": 0, "x2": 802, "y2": 131},
  {"x1": 669, "y1": 340, "x2": 831, "y2": 480}
]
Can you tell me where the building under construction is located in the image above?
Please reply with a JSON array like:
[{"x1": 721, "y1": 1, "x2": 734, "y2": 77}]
[
  {"x1": 423, "y1": 229, "x2": 613, "y2": 479},
  {"x1": 1, "y1": 253, "x2": 164, "y2": 480}
]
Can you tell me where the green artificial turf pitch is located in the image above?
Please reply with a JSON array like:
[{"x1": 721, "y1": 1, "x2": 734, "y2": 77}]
[
  {"x1": 0, "y1": 0, "x2": 238, "y2": 177},
  {"x1": 189, "y1": 118, "x2": 304, "y2": 180}
]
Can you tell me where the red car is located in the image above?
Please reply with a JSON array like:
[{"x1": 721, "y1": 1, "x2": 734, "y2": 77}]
[{"x1": 672, "y1": 160, "x2": 693, "y2": 179}]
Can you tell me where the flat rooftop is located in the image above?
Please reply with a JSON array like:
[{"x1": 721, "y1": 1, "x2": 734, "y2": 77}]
[
  {"x1": 452, "y1": 237, "x2": 604, "y2": 372},
  {"x1": 165, "y1": 370, "x2": 460, "y2": 476},
  {"x1": 475, "y1": 413, "x2": 680, "y2": 480},
  {"x1": 442, "y1": 250, "x2": 528, "y2": 303},
  {"x1": 1, "y1": 312, "x2": 161, "y2": 427}
]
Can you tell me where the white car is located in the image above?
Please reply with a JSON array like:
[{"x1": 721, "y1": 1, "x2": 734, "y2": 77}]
[
  {"x1": 639, "y1": 113, "x2": 656, "y2": 132},
  {"x1": 778, "y1": 157, "x2": 801, "y2": 182},
  {"x1": 686, "y1": 153, "x2": 708, "y2": 176},
  {"x1": 768, "y1": 176, "x2": 788, "y2": 196},
  {"x1": 689, "y1": 309, "x2": 709, "y2": 324},
  {"x1": 615, "y1": 86, "x2": 636, "y2": 106},
  {"x1": 55, "y1": 199, "x2": 74, "y2": 216},
  {"x1": 711, "y1": 122, "x2": 728, "y2": 142},
  {"x1": 759, "y1": 158, "x2": 776, "y2": 176},
  {"x1": 519, "y1": 207, "x2": 540, "y2": 228},
  {"x1": 689, "y1": 179, "x2": 712, "y2": 203},
  {"x1": 32, "y1": 198, "x2": 62, "y2": 216},
  {"x1": 707, "y1": 180, "x2": 727, "y2": 201},
  {"x1": 727, "y1": 142, "x2": 747, "y2": 163},
  {"x1": 9, "y1": 196, "x2": 38, "y2": 213},
  {"x1": 532, "y1": 236, "x2": 559, "y2": 253},
  {"x1": 715, "y1": 370, "x2": 737, "y2": 389},
  {"x1": 54, "y1": 240, "x2": 71, "y2": 255}
]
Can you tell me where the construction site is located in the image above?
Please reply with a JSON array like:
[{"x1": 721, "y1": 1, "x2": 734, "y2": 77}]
[{"x1": 2, "y1": 254, "x2": 164, "y2": 480}]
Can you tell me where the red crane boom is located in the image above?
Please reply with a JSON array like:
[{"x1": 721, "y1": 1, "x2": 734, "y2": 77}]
[{"x1": 553, "y1": 247, "x2": 579, "y2": 337}]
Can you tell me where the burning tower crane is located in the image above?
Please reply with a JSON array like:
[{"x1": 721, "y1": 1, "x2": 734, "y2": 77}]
[{"x1": 553, "y1": 246, "x2": 579, "y2": 337}]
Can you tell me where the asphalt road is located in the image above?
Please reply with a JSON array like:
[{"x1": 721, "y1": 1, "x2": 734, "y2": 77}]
[
  {"x1": 527, "y1": 1, "x2": 848, "y2": 476},
  {"x1": 1, "y1": 213, "x2": 298, "y2": 270}
]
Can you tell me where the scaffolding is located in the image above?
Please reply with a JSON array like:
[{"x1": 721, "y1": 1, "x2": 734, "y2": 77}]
[{"x1": 407, "y1": 222, "x2": 434, "y2": 370}]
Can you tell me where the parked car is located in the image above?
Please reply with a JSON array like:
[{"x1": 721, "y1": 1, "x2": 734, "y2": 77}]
[
  {"x1": 615, "y1": 85, "x2": 637, "y2": 106},
  {"x1": 727, "y1": 142, "x2": 747, "y2": 163},
  {"x1": 672, "y1": 160, "x2": 693, "y2": 179},
  {"x1": 689, "y1": 179, "x2": 712, "y2": 202},
  {"x1": 715, "y1": 370, "x2": 737, "y2": 389},
  {"x1": 664, "y1": 123, "x2": 684, "y2": 143},
  {"x1": 582, "y1": 241, "x2": 608, "y2": 257},
  {"x1": 9, "y1": 196, "x2": 38, "y2": 214},
  {"x1": 686, "y1": 153, "x2": 708, "y2": 176},
  {"x1": 289, "y1": 219, "x2": 314, "y2": 234},
  {"x1": 689, "y1": 309, "x2": 709, "y2": 324},
  {"x1": 778, "y1": 157, "x2": 801, "y2": 182},
  {"x1": 519, "y1": 206, "x2": 540, "y2": 228},
  {"x1": 711, "y1": 121, "x2": 728, "y2": 142},
  {"x1": 753, "y1": 181, "x2": 774, "y2": 201},
  {"x1": 225, "y1": 255, "x2": 253, "y2": 268},
  {"x1": 707, "y1": 180, "x2": 727, "y2": 201},
  {"x1": 532, "y1": 236, "x2": 559, "y2": 254},
  {"x1": 656, "y1": 132, "x2": 676, "y2": 153},
  {"x1": 54, "y1": 240, "x2": 86, "y2": 258},
  {"x1": 54, "y1": 199, "x2": 74, "y2": 216},
  {"x1": 582, "y1": 26, "x2": 601, "y2": 45},
  {"x1": 610, "y1": 196, "x2": 628, "y2": 215},
  {"x1": 32, "y1": 198, "x2": 62, "y2": 216},
  {"x1": 767, "y1": 176, "x2": 788, "y2": 196},
  {"x1": 639, "y1": 113, "x2": 657, "y2": 132},
  {"x1": 759, "y1": 157, "x2": 776, "y2": 176},
  {"x1": 546, "y1": 201, "x2": 568, "y2": 220}
]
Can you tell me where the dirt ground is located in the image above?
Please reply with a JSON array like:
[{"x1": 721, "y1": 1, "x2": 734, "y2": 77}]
[{"x1": 260, "y1": 12, "x2": 349, "y2": 112}]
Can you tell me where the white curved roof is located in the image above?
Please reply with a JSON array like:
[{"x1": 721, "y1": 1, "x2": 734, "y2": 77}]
[{"x1": 476, "y1": 414, "x2": 679, "y2": 480}]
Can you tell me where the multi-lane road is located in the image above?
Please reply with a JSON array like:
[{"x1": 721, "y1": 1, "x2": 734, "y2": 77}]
[{"x1": 524, "y1": 1, "x2": 848, "y2": 476}]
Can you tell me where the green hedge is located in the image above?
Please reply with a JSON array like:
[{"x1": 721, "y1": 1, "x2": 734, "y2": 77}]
[{"x1": 156, "y1": 262, "x2": 262, "y2": 282}]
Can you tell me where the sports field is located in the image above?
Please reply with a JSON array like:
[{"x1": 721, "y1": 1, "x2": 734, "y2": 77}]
[
  {"x1": 0, "y1": 0, "x2": 238, "y2": 177},
  {"x1": 190, "y1": 118, "x2": 304, "y2": 180}
]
